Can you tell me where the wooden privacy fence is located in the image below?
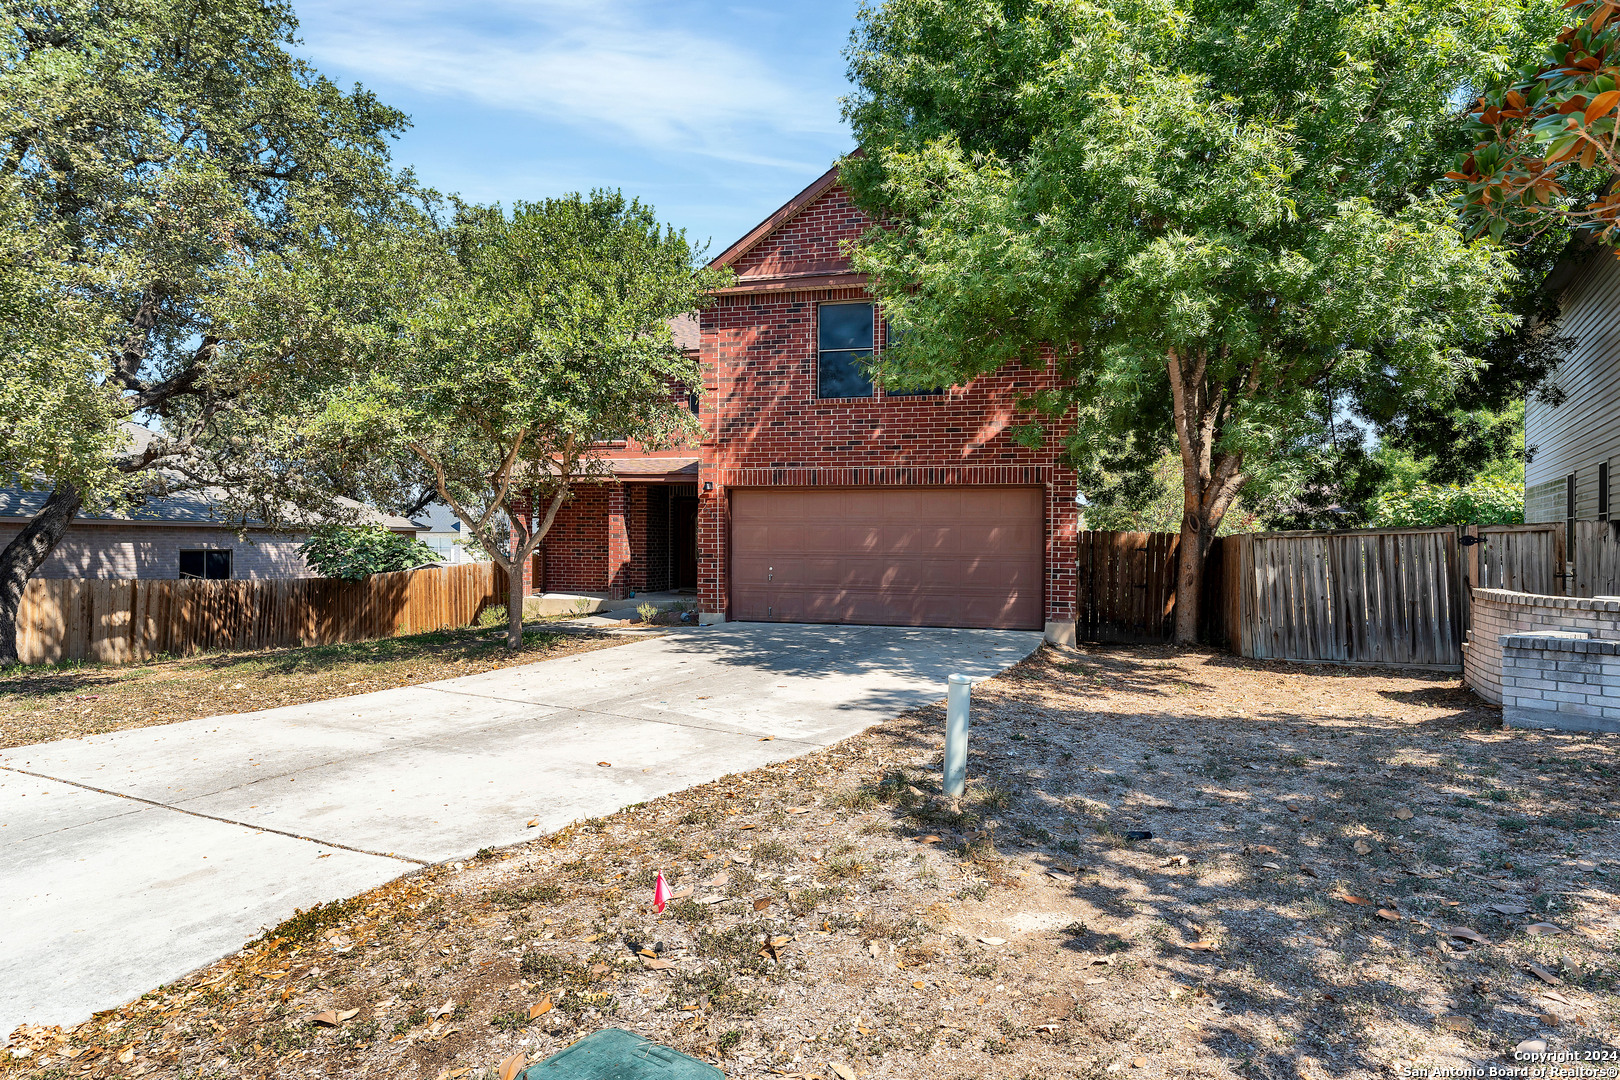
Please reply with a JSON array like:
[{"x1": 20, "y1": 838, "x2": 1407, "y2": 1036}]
[
  {"x1": 1222, "y1": 528, "x2": 1464, "y2": 668},
  {"x1": 1074, "y1": 530, "x2": 1226, "y2": 644},
  {"x1": 1572, "y1": 519, "x2": 1620, "y2": 597},
  {"x1": 16, "y1": 562, "x2": 507, "y2": 665}
]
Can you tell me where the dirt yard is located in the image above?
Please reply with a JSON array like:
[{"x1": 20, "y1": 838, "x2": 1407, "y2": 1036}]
[
  {"x1": 0, "y1": 622, "x2": 636, "y2": 750},
  {"x1": 6, "y1": 644, "x2": 1618, "y2": 1080}
]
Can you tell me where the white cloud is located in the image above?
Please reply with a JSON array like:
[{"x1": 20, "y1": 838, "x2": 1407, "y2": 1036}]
[{"x1": 299, "y1": 0, "x2": 844, "y2": 167}]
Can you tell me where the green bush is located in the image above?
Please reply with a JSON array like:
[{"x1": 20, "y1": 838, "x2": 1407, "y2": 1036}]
[
  {"x1": 298, "y1": 525, "x2": 439, "y2": 581},
  {"x1": 1369, "y1": 479, "x2": 1523, "y2": 528}
]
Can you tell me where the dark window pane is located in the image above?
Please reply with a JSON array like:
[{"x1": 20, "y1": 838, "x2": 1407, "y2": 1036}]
[
  {"x1": 885, "y1": 385, "x2": 944, "y2": 397},
  {"x1": 818, "y1": 303, "x2": 873, "y2": 352},
  {"x1": 819, "y1": 349, "x2": 874, "y2": 399},
  {"x1": 178, "y1": 551, "x2": 204, "y2": 579},
  {"x1": 205, "y1": 550, "x2": 232, "y2": 579}
]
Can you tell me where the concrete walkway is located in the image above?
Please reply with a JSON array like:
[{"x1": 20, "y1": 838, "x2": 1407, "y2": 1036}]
[{"x1": 0, "y1": 623, "x2": 1041, "y2": 1036}]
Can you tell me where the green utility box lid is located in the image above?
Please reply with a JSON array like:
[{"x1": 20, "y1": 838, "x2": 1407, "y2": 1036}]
[{"x1": 520, "y1": 1029, "x2": 724, "y2": 1079}]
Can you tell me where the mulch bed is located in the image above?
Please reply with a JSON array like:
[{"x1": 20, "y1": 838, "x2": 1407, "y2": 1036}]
[{"x1": 6, "y1": 644, "x2": 1619, "y2": 1079}]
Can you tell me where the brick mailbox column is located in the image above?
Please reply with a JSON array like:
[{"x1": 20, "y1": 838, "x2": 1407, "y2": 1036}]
[{"x1": 1045, "y1": 473, "x2": 1080, "y2": 646}]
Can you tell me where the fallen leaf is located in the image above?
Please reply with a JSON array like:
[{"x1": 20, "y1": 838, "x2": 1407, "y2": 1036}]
[
  {"x1": 754, "y1": 897, "x2": 774, "y2": 911},
  {"x1": 1187, "y1": 940, "x2": 1218, "y2": 952},
  {"x1": 588, "y1": 963, "x2": 611, "y2": 977},
  {"x1": 643, "y1": 958, "x2": 674, "y2": 970},
  {"x1": 1132, "y1": 1056, "x2": 1149, "y2": 1068},
  {"x1": 1340, "y1": 895, "x2": 1373, "y2": 906},
  {"x1": 1442, "y1": 926, "x2": 1488, "y2": 944},
  {"x1": 638, "y1": 948, "x2": 659, "y2": 958},
  {"x1": 1393, "y1": 807, "x2": 1414, "y2": 821},
  {"x1": 830, "y1": 1065, "x2": 857, "y2": 1080},
  {"x1": 786, "y1": 807, "x2": 811, "y2": 814},
  {"x1": 117, "y1": 1047, "x2": 135, "y2": 1064},
  {"x1": 1543, "y1": 990, "x2": 1574, "y2": 1006},
  {"x1": 1353, "y1": 840, "x2": 1373, "y2": 856},
  {"x1": 1490, "y1": 902, "x2": 1528, "y2": 915},
  {"x1": 336, "y1": 1008, "x2": 360, "y2": 1022},
  {"x1": 976, "y1": 936, "x2": 1006, "y2": 946},
  {"x1": 597, "y1": 761, "x2": 612, "y2": 768},
  {"x1": 1528, "y1": 963, "x2": 1562, "y2": 986},
  {"x1": 1260, "y1": 861, "x2": 1281, "y2": 870},
  {"x1": 499, "y1": 1053, "x2": 528, "y2": 1080},
  {"x1": 911, "y1": 980, "x2": 925, "y2": 989},
  {"x1": 921, "y1": 835, "x2": 941, "y2": 844},
  {"x1": 1376, "y1": 909, "x2": 1401, "y2": 922},
  {"x1": 1437, "y1": 1015, "x2": 1473, "y2": 1032},
  {"x1": 667, "y1": 887, "x2": 693, "y2": 901},
  {"x1": 704, "y1": 872, "x2": 730, "y2": 888},
  {"x1": 739, "y1": 823, "x2": 757, "y2": 830},
  {"x1": 526, "y1": 818, "x2": 539, "y2": 828},
  {"x1": 528, "y1": 996, "x2": 553, "y2": 1019},
  {"x1": 1300, "y1": 865, "x2": 1321, "y2": 879},
  {"x1": 1524, "y1": 923, "x2": 1565, "y2": 937},
  {"x1": 309, "y1": 1011, "x2": 339, "y2": 1027}
]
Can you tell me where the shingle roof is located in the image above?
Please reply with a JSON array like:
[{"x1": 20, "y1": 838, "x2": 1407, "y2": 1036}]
[{"x1": 669, "y1": 313, "x2": 700, "y2": 352}]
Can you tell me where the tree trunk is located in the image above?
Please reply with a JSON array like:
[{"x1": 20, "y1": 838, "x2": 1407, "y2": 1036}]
[
  {"x1": 1166, "y1": 350, "x2": 1249, "y2": 646},
  {"x1": 0, "y1": 481, "x2": 84, "y2": 666},
  {"x1": 507, "y1": 553, "x2": 525, "y2": 651}
]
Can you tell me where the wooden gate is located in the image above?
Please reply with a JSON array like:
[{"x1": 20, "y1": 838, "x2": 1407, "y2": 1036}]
[
  {"x1": 1223, "y1": 528, "x2": 1463, "y2": 668},
  {"x1": 1076, "y1": 531, "x2": 1180, "y2": 642},
  {"x1": 1465, "y1": 524, "x2": 1563, "y2": 596}
]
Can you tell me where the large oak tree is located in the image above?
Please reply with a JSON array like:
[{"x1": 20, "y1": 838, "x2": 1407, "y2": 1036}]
[{"x1": 841, "y1": 0, "x2": 1557, "y2": 642}]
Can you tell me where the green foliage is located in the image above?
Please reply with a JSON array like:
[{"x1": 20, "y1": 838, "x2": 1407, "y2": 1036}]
[
  {"x1": 840, "y1": 0, "x2": 1555, "y2": 631},
  {"x1": 296, "y1": 525, "x2": 437, "y2": 581},
  {"x1": 1450, "y1": 0, "x2": 1620, "y2": 243},
  {"x1": 0, "y1": 0, "x2": 410, "y2": 510},
  {"x1": 1370, "y1": 479, "x2": 1525, "y2": 528},
  {"x1": 277, "y1": 191, "x2": 731, "y2": 646}
]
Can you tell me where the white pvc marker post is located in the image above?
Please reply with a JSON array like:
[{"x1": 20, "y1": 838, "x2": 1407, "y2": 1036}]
[{"x1": 943, "y1": 673, "x2": 972, "y2": 797}]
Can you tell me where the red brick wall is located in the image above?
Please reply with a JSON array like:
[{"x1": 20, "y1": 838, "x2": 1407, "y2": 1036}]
[
  {"x1": 698, "y1": 182, "x2": 1079, "y2": 627},
  {"x1": 537, "y1": 486, "x2": 610, "y2": 593}
]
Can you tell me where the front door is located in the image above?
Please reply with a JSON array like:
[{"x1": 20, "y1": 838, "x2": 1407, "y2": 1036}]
[{"x1": 672, "y1": 497, "x2": 698, "y2": 589}]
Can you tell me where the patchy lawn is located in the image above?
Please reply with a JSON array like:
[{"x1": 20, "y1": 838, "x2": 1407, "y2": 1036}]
[
  {"x1": 6, "y1": 644, "x2": 1620, "y2": 1080},
  {"x1": 0, "y1": 621, "x2": 640, "y2": 750}
]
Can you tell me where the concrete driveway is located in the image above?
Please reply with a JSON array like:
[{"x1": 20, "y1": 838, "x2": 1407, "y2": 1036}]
[{"x1": 0, "y1": 622, "x2": 1041, "y2": 1036}]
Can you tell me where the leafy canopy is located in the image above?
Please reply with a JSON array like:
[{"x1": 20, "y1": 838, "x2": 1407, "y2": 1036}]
[
  {"x1": 1451, "y1": 0, "x2": 1620, "y2": 243},
  {"x1": 842, "y1": 0, "x2": 1549, "y2": 529},
  {"x1": 0, "y1": 0, "x2": 409, "y2": 507}
]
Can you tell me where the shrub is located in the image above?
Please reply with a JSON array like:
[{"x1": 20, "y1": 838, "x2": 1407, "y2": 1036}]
[
  {"x1": 298, "y1": 525, "x2": 438, "y2": 581},
  {"x1": 1369, "y1": 479, "x2": 1523, "y2": 528}
]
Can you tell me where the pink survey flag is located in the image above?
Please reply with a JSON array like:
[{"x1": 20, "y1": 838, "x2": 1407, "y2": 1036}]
[{"x1": 653, "y1": 871, "x2": 670, "y2": 913}]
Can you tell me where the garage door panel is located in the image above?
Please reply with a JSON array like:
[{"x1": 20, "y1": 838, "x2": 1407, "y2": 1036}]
[{"x1": 730, "y1": 487, "x2": 1043, "y2": 630}]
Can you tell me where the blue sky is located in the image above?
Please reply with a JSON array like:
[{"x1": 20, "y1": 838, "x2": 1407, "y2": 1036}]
[{"x1": 295, "y1": 0, "x2": 862, "y2": 257}]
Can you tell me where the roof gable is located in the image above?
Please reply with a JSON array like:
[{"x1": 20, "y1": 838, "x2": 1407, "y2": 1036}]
[{"x1": 710, "y1": 163, "x2": 872, "y2": 293}]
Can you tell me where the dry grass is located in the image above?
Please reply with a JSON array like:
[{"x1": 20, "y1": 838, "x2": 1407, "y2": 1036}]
[
  {"x1": 0, "y1": 623, "x2": 638, "y2": 750},
  {"x1": 6, "y1": 644, "x2": 1620, "y2": 1080}
]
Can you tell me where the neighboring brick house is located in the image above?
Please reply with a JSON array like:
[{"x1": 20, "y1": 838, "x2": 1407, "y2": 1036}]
[
  {"x1": 0, "y1": 487, "x2": 420, "y2": 581},
  {"x1": 524, "y1": 165, "x2": 1081, "y2": 642}
]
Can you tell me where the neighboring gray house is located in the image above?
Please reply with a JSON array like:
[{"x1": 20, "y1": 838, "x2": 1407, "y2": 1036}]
[
  {"x1": 1525, "y1": 247, "x2": 1620, "y2": 531},
  {"x1": 0, "y1": 487, "x2": 420, "y2": 581},
  {"x1": 410, "y1": 502, "x2": 490, "y2": 566}
]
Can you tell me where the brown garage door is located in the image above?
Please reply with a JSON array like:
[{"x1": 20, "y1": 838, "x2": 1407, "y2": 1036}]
[{"x1": 730, "y1": 487, "x2": 1044, "y2": 629}]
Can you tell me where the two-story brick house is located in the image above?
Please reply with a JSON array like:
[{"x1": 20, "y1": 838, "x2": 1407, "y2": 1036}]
[{"x1": 523, "y1": 164, "x2": 1080, "y2": 643}]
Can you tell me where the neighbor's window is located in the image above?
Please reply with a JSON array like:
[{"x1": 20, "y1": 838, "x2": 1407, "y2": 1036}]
[
  {"x1": 179, "y1": 549, "x2": 232, "y2": 580},
  {"x1": 878, "y1": 320, "x2": 943, "y2": 397},
  {"x1": 817, "y1": 302, "x2": 874, "y2": 399},
  {"x1": 1600, "y1": 461, "x2": 1611, "y2": 521}
]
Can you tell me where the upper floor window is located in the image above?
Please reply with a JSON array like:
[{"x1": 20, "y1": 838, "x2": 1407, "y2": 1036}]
[
  {"x1": 817, "y1": 302, "x2": 874, "y2": 399},
  {"x1": 179, "y1": 549, "x2": 232, "y2": 580}
]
